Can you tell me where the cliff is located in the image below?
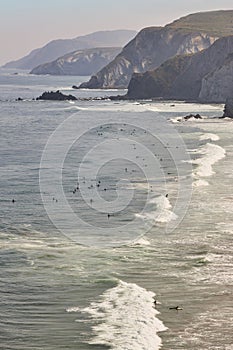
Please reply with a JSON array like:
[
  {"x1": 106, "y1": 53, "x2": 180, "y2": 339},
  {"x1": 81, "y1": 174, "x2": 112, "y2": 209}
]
[
  {"x1": 199, "y1": 53, "x2": 233, "y2": 102},
  {"x1": 78, "y1": 10, "x2": 233, "y2": 89},
  {"x1": 126, "y1": 55, "x2": 192, "y2": 99},
  {"x1": 126, "y1": 35, "x2": 233, "y2": 102},
  {"x1": 3, "y1": 30, "x2": 136, "y2": 70},
  {"x1": 223, "y1": 98, "x2": 233, "y2": 117},
  {"x1": 30, "y1": 47, "x2": 121, "y2": 76},
  {"x1": 79, "y1": 29, "x2": 217, "y2": 89}
]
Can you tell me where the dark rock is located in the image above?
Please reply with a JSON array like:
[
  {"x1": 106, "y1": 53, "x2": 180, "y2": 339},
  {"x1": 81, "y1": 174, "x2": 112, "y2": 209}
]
[
  {"x1": 184, "y1": 114, "x2": 202, "y2": 120},
  {"x1": 72, "y1": 85, "x2": 79, "y2": 89},
  {"x1": 223, "y1": 98, "x2": 233, "y2": 118},
  {"x1": 36, "y1": 90, "x2": 77, "y2": 101},
  {"x1": 16, "y1": 97, "x2": 23, "y2": 101},
  {"x1": 79, "y1": 75, "x2": 102, "y2": 89}
]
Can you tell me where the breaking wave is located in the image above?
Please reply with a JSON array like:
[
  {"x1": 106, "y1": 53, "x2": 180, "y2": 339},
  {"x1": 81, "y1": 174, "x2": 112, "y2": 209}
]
[{"x1": 67, "y1": 279, "x2": 166, "y2": 350}]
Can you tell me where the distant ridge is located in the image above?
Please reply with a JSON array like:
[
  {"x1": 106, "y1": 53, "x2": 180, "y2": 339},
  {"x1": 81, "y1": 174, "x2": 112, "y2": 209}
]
[
  {"x1": 3, "y1": 30, "x2": 137, "y2": 69},
  {"x1": 30, "y1": 47, "x2": 122, "y2": 76}
]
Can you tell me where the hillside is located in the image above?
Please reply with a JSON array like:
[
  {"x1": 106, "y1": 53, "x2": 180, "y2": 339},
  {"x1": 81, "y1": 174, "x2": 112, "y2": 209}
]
[
  {"x1": 78, "y1": 10, "x2": 233, "y2": 89},
  {"x1": 126, "y1": 35, "x2": 233, "y2": 103},
  {"x1": 125, "y1": 55, "x2": 192, "y2": 99},
  {"x1": 30, "y1": 47, "x2": 121, "y2": 76},
  {"x1": 3, "y1": 30, "x2": 137, "y2": 70},
  {"x1": 167, "y1": 10, "x2": 233, "y2": 37}
]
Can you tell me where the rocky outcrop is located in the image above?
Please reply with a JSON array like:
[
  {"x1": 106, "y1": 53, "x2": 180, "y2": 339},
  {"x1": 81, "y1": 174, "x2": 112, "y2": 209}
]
[
  {"x1": 126, "y1": 36, "x2": 233, "y2": 102},
  {"x1": 36, "y1": 90, "x2": 77, "y2": 101},
  {"x1": 223, "y1": 98, "x2": 233, "y2": 117},
  {"x1": 30, "y1": 47, "x2": 121, "y2": 76},
  {"x1": 3, "y1": 30, "x2": 136, "y2": 70},
  {"x1": 184, "y1": 114, "x2": 202, "y2": 120}
]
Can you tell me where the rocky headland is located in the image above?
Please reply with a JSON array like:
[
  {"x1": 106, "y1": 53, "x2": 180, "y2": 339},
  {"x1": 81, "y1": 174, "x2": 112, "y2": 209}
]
[
  {"x1": 78, "y1": 10, "x2": 233, "y2": 90},
  {"x1": 125, "y1": 35, "x2": 233, "y2": 103},
  {"x1": 30, "y1": 47, "x2": 121, "y2": 76}
]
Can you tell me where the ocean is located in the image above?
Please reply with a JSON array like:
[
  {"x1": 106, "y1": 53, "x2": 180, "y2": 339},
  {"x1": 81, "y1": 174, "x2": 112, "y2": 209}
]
[{"x1": 0, "y1": 68, "x2": 232, "y2": 350}]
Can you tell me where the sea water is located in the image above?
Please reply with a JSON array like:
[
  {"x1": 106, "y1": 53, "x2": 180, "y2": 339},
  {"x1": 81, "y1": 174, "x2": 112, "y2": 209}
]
[{"x1": 0, "y1": 69, "x2": 232, "y2": 350}]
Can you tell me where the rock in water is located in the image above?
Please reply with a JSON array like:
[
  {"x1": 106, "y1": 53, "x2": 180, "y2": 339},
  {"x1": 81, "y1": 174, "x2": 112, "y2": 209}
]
[
  {"x1": 223, "y1": 98, "x2": 233, "y2": 118},
  {"x1": 36, "y1": 90, "x2": 77, "y2": 101},
  {"x1": 184, "y1": 114, "x2": 202, "y2": 120}
]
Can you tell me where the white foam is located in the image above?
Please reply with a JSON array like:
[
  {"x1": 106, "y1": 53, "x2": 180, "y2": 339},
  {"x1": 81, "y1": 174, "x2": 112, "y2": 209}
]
[
  {"x1": 192, "y1": 143, "x2": 226, "y2": 178},
  {"x1": 51, "y1": 86, "x2": 75, "y2": 91},
  {"x1": 66, "y1": 306, "x2": 81, "y2": 313},
  {"x1": 67, "y1": 280, "x2": 166, "y2": 350},
  {"x1": 79, "y1": 88, "x2": 127, "y2": 92},
  {"x1": 199, "y1": 133, "x2": 220, "y2": 141},
  {"x1": 169, "y1": 116, "x2": 183, "y2": 123},
  {"x1": 136, "y1": 195, "x2": 177, "y2": 224},
  {"x1": 130, "y1": 237, "x2": 151, "y2": 246},
  {"x1": 148, "y1": 102, "x2": 222, "y2": 113},
  {"x1": 170, "y1": 115, "x2": 209, "y2": 123},
  {"x1": 69, "y1": 103, "x2": 148, "y2": 112},
  {"x1": 192, "y1": 179, "x2": 209, "y2": 187}
]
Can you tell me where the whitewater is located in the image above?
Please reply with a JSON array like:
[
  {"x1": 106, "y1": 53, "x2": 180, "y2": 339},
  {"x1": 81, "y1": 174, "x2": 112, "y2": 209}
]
[{"x1": 0, "y1": 69, "x2": 232, "y2": 350}]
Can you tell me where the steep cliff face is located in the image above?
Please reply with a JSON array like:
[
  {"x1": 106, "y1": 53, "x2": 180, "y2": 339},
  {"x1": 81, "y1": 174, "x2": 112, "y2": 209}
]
[
  {"x1": 30, "y1": 47, "x2": 121, "y2": 76},
  {"x1": 223, "y1": 97, "x2": 233, "y2": 117},
  {"x1": 79, "y1": 28, "x2": 217, "y2": 89},
  {"x1": 126, "y1": 55, "x2": 192, "y2": 99},
  {"x1": 199, "y1": 53, "x2": 233, "y2": 102},
  {"x1": 3, "y1": 30, "x2": 136, "y2": 70},
  {"x1": 79, "y1": 10, "x2": 233, "y2": 90},
  {"x1": 126, "y1": 36, "x2": 233, "y2": 102}
]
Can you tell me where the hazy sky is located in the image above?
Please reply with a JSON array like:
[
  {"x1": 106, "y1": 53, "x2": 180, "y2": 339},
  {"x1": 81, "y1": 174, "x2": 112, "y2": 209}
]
[{"x1": 0, "y1": 0, "x2": 233, "y2": 65}]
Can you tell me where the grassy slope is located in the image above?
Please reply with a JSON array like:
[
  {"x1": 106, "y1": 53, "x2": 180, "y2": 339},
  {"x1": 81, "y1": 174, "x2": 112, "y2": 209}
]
[{"x1": 166, "y1": 10, "x2": 233, "y2": 37}]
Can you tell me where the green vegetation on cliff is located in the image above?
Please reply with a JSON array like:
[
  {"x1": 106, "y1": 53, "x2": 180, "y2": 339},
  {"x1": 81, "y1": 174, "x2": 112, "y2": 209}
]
[{"x1": 167, "y1": 10, "x2": 233, "y2": 37}]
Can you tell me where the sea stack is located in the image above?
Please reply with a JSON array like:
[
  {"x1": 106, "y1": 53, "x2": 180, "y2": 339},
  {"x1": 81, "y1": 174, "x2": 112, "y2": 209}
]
[
  {"x1": 36, "y1": 90, "x2": 77, "y2": 101},
  {"x1": 223, "y1": 98, "x2": 233, "y2": 118}
]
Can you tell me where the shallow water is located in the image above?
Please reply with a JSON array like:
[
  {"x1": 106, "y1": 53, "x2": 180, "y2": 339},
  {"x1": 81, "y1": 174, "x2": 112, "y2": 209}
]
[{"x1": 0, "y1": 70, "x2": 232, "y2": 349}]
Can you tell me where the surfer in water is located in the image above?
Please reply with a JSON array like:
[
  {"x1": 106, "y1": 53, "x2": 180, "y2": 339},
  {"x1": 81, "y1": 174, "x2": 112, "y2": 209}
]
[{"x1": 169, "y1": 306, "x2": 183, "y2": 310}]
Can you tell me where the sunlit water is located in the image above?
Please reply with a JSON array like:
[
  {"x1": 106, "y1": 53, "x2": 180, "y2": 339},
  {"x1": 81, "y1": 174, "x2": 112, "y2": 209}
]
[{"x1": 0, "y1": 69, "x2": 232, "y2": 350}]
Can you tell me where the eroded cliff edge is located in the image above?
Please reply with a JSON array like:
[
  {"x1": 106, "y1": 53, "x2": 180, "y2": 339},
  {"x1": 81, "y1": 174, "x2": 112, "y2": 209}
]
[
  {"x1": 126, "y1": 35, "x2": 233, "y2": 103},
  {"x1": 78, "y1": 10, "x2": 233, "y2": 89}
]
